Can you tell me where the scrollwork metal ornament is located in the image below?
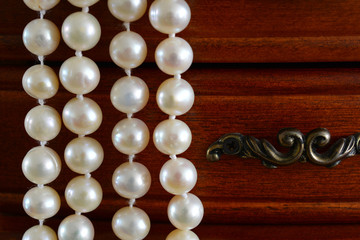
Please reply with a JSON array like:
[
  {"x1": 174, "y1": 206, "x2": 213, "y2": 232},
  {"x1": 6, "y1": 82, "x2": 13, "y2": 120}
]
[{"x1": 206, "y1": 128, "x2": 360, "y2": 168}]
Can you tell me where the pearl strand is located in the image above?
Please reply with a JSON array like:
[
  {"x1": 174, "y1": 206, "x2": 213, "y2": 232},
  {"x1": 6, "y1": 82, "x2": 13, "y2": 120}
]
[
  {"x1": 22, "y1": 1, "x2": 61, "y2": 239},
  {"x1": 57, "y1": 1, "x2": 103, "y2": 240},
  {"x1": 149, "y1": 0, "x2": 204, "y2": 239},
  {"x1": 108, "y1": 1, "x2": 151, "y2": 239}
]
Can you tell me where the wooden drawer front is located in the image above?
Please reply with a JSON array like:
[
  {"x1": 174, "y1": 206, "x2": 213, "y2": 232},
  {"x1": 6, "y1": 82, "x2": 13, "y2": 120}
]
[{"x1": 2, "y1": 0, "x2": 360, "y2": 239}]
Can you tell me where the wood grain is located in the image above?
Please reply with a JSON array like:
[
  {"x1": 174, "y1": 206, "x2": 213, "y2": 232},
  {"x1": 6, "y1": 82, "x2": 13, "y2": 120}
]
[
  {"x1": 3, "y1": 65, "x2": 360, "y2": 226},
  {"x1": 3, "y1": 0, "x2": 360, "y2": 63},
  {"x1": 3, "y1": 214, "x2": 360, "y2": 240},
  {"x1": 3, "y1": 0, "x2": 360, "y2": 238},
  {"x1": 5, "y1": 64, "x2": 360, "y2": 95}
]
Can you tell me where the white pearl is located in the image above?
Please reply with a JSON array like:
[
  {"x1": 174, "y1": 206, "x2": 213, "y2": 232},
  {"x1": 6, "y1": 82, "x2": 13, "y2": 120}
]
[
  {"x1": 112, "y1": 118, "x2": 149, "y2": 155},
  {"x1": 23, "y1": 0, "x2": 60, "y2": 11},
  {"x1": 68, "y1": 0, "x2": 99, "y2": 7},
  {"x1": 153, "y1": 119, "x2": 192, "y2": 155},
  {"x1": 23, "y1": 186, "x2": 60, "y2": 220},
  {"x1": 64, "y1": 137, "x2": 103, "y2": 174},
  {"x1": 160, "y1": 158, "x2": 197, "y2": 195},
  {"x1": 25, "y1": 105, "x2": 61, "y2": 141},
  {"x1": 65, "y1": 176, "x2": 103, "y2": 213},
  {"x1": 59, "y1": 56, "x2": 100, "y2": 95},
  {"x1": 109, "y1": 31, "x2": 147, "y2": 69},
  {"x1": 108, "y1": 0, "x2": 147, "y2": 22},
  {"x1": 155, "y1": 37, "x2": 193, "y2": 75},
  {"x1": 22, "y1": 225, "x2": 57, "y2": 240},
  {"x1": 157, "y1": 77, "x2": 194, "y2": 116},
  {"x1": 168, "y1": 193, "x2": 204, "y2": 230},
  {"x1": 22, "y1": 65, "x2": 59, "y2": 100},
  {"x1": 113, "y1": 162, "x2": 151, "y2": 199},
  {"x1": 112, "y1": 206, "x2": 150, "y2": 240},
  {"x1": 62, "y1": 12, "x2": 101, "y2": 51},
  {"x1": 62, "y1": 97, "x2": 102, "y2": 135},
  {"x1": 22, "y1": 146, "x2": 61, "y2": 185},
  {"x1": 23, "y1": 19, "x2": 60, "y2": 56},
  {"x1": 110, "y1": 76, "x2": 149, "y2": 114},
  {"x1": 149, "y1": 0, "x2": 191, "y2": 34},
  {"x1": 58, "y1": 214, "x2": 94, "y2": 240},
  {"x1": 166, "y1": 229, "x2": 199, "y2": 240}
]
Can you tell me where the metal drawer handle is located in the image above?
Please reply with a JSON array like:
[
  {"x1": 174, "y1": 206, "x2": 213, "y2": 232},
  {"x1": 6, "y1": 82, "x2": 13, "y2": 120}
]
[{"x1": 206, "y1": 128, "x2": 360, "y2": 168}]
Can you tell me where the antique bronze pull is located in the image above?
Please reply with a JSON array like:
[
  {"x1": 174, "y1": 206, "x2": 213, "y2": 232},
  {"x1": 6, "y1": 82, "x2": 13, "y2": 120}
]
[{"x1": 206, "y1": 128, "x2": 360, "y2": 168}]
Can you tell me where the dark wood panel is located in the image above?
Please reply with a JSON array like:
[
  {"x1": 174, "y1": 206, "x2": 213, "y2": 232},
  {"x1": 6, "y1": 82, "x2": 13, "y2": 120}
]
[
  {"x1": 4, "y1": 192, "x2": 360, "y2": 225},
  {"x1": 5, "y1": 65, "x2": 360, "y2": 96},
  {"x1": 4, "y1": 0, "x2": 360, "y2": 62},
  {"x1": 2, "y1": 89, "x2": 360, "y2": 224},
  {"x1": 4, "y1": 92, "x2": 360, "y2": 193},
  {"x1": 4, "y1": 0, "x2": 360, "y2": 237},
  {"x1": 7, "y1": 0, "x2": 360, "y2": 37},
  {"x1": 5, "y1": 35, "x2": 360, "y2": 63},
  {"x1": 3, "y1": 215, "x2": 360, "y2": 240}
]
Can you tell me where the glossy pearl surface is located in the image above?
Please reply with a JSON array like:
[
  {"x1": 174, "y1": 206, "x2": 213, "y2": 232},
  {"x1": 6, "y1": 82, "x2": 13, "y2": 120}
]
[
  {"x1": 23, "y1": 186, "x2": 60, "y2": 220},
  {"x1": 153, "y1": 119, "x2": 192, "y2": 155},
  {"x1": 109, "y1": 31, "x2": 147, "y2": 69},
  {"x1": 59, "y1": 56, "x2": 100, "y2": 95},
  {"x1": 62, "y1": 97, "x2": 102, "y2": 135},
  {"x1": 22, "y1": 146, "x2": 61, "y2": 185},
  {"x1": 108, "y1": 0, "x2": 147, "y2": 22},
  {"x1": 113, "y1": 162, "x2": 151, "y2": 199},
  {"x1": 160, "y1": 158, "x2": 197, "y2": 195},
  {"x1": 149, "y1": 0, "x2": 191, "y2": 34},
  {"x1": 24, "y1": 105, "x2": 61, "y2": 141},
  {"x1": 23, "y1": 0, "x2": 60, "y2": 11},
  {"x1": 62, "y1": 12, "x2": 101, "y2": 51},
  {"x1": 166, "y1": 229, "x2": 199, "y2": 240},
  {"x1": 22, "y1": 225, "x2": 57, "y2": 240},
  {"x1": 112, "y1": 118, "x2": 149, "y2": 155},
  {"x1": 112, "y1": 206, "x2": 150, "y2": 240},
  {"x1": 168, "y1": 193, "x2": 204, "y2": 230},
  {"x1": 65, "y1": 137, "x2": 103, "y2": 174},
  {"x1": 68, "y1": 0, "x2": 99, "y2": 7},
  {"x1": 110, "y1": 76, "x2": 149, "y2": 114},
  {"x1": 22, "y1": 65, "x2": 59, "y2": 100},
  {"x1": 65, "y1": 176, "x2": 103, "y2": 213},
  {"x1": 23, "y1": 19, "x2": 60, "y2": 56},
  {"x1": 157, "y1": 77, "x2": 194, "y2": 116},
  {"x1": 58, "y1": 214, "x2": 94, "y2": 240},
  {"x1": 155, "y1": 37, "x2": 193, "y2": 75}
]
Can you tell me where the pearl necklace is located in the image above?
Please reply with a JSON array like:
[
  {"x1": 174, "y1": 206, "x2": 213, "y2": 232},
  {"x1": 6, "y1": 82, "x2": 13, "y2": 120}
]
[
  {"x1": 149, "y1": 0, "x2": 204, "y2": 239},
  {"x1": 108, "y1": 0, "x2": 151, "y2": 239},
  {"x1": 22, "y1": 1, "x2": 62, "y2": 239},
  {"x1": 57, "y1": 1, "x2": 103, "y2": 240}
]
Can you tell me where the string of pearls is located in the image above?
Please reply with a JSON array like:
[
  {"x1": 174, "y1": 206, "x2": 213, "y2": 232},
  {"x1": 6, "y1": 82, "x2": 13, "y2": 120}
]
[
  {"x1": 149, "y1": 0, "x2": 204, "y2": 239},
  {"x1": 22, "y1": 1, "x2": 61, "y2": 239},
  {"x1": 108, "y1": 1, "x2": 151, "y2": 239},
  {"x1": 57, "y1": 1, "x2": 103, "y2": 240}
]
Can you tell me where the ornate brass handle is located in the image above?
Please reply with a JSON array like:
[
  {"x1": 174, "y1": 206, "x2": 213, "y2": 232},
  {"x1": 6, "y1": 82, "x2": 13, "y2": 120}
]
[{"x1": 206, "y1": 128, "x2": 360, "y2": 168}]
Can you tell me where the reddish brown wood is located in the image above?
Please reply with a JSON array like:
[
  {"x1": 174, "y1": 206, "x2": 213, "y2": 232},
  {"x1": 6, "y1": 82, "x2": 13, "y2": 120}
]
[
  {"x1": 5, "y1": 192, "x2": 360, "y2": 225},
  {"x1": 3, "y1": 215, "x2": 360, "y2": 240},
  {"x1": 3, "y1": 65, "x2": 360, "y2": 225},
  {"x1": 3, "y1": 62, "x2": 360, "y2": 235},
  {"x1": 5, "y1": 64, "x2": 360, "y2": 96},
  {"x1": 3, "y1": 0, "x2": 360, "y2": 62},
  {"x1": 4, "y1": 35, "x2": 360, "y2": 63},
  {"x1": 3, "y1": 0, "x2": 360, "y2": 238}
]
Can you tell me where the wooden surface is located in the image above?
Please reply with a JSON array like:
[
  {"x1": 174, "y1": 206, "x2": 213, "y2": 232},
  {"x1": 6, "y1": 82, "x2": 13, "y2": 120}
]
[
  {"x1": 3, "y1": 214, "x2": 360, "y2": 240},
  {"x1": 3, "y1": 0, "x2": 360, "y2": 63},
  {"x1": 2, "y1": 0, "x2": 360, "y2": 239}
]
